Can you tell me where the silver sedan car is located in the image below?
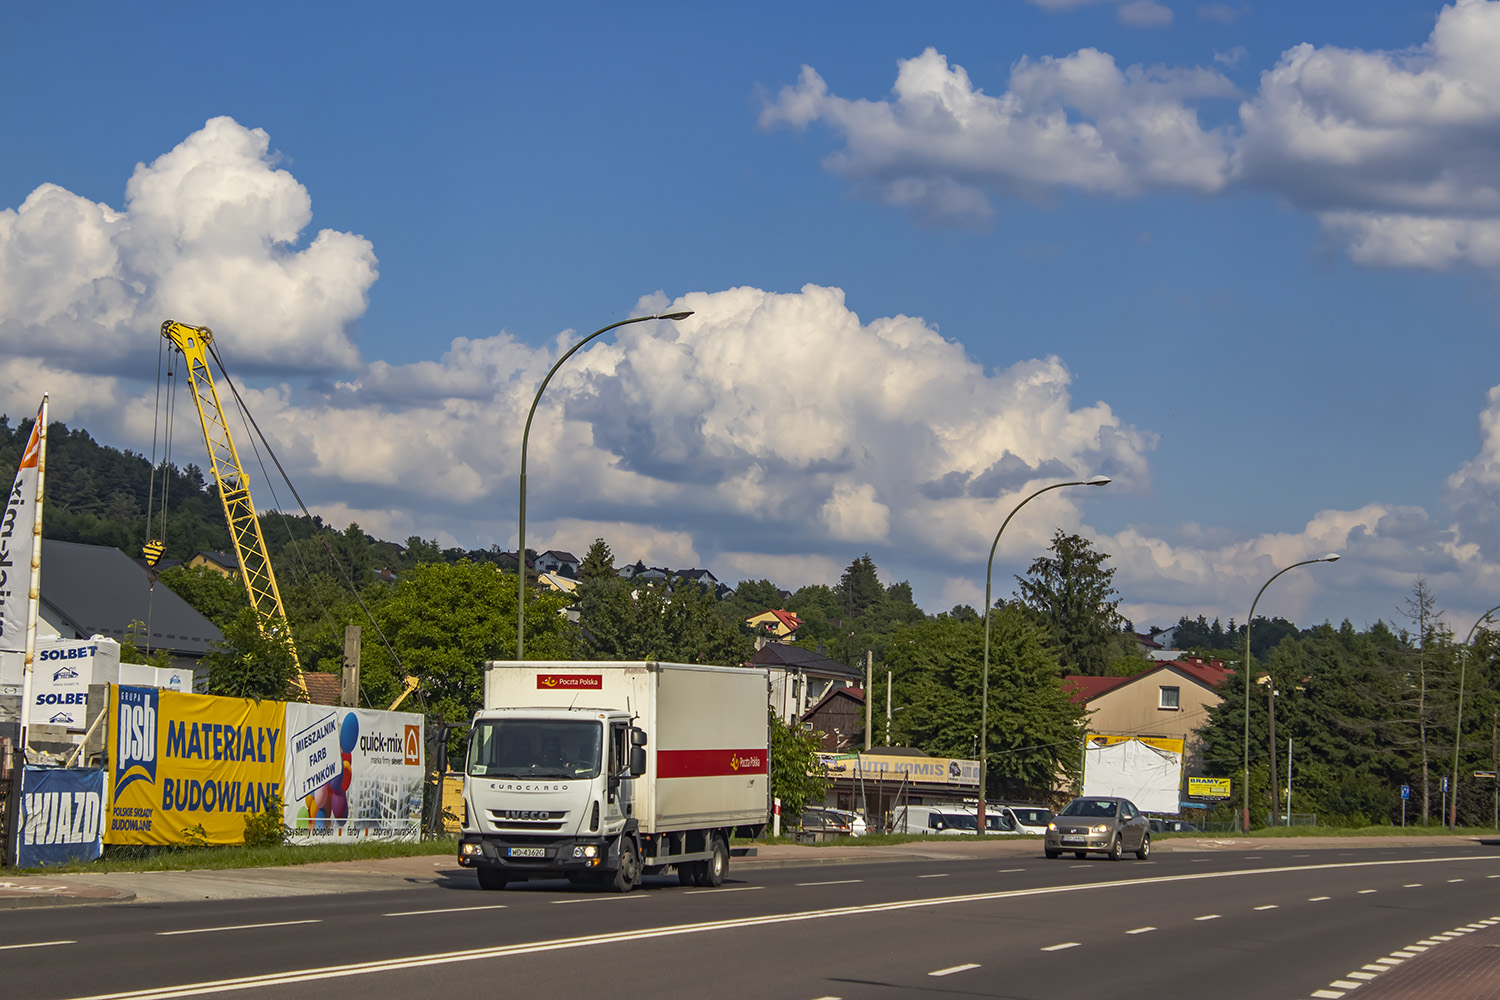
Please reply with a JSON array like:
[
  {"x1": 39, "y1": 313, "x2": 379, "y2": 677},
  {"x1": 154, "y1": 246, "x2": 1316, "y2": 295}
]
[{"x1": 1044, "y1": 795, "x2": 1151, "y2": 860}]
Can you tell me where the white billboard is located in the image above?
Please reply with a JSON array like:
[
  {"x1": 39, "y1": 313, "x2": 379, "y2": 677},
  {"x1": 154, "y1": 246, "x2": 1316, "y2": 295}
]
[
  {"x1": 1081, "y1": 735, "x2": 1184, "y2": 814},
  {"x1": 283, "y1": 703, "x2": 424, "y2": 844}
]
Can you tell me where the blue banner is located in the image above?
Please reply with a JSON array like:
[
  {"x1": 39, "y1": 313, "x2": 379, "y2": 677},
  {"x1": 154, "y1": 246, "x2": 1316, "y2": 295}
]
[{"x1": 17, "y1": 766, "x2": 105, "y2": 867}]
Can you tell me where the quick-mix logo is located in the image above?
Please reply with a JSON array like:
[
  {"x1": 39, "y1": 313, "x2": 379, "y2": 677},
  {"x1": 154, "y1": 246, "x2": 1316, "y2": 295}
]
[{"x1": 536, "y1": 673, "x2": 603, "y2": 690}]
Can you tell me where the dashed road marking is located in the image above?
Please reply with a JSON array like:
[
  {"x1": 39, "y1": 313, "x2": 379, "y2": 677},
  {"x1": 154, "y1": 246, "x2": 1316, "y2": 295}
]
[
  {"x1": 0, "y1": 940, "x2": 74, "y2": 951},
  {"x1": 158, "y1": 920, "x2": 320, "y2": 936},
  {"x1": 1255, "y1": 904, "x2": 1279, "y2": 911},
  {"x1": 551, "y1": 895, "x2": 650, "y2": 904},
  {"x1": 918, "y1": 874, "x2": 950, "y2": 879},
  {"x1": 928, "y1": 963, "x2": 980, "y2": 977},
  {"x1": 1125, "y1": 927, "x2": 1156, "y2": 935},
  {"x1": 384, "y1": 905, "x2": 508, "y2": 916},
  {"x1": 797, "y1": 880, "x2": 862, "y2": 887},
  {"x1": 1308, "y1": 896, "x2": 1331, "y2": 901},
  {"x1": 1357, "y1": 889, "x2": 1376, "y2": 894},
  {"x1": 1041, "y1": 942, "x2": 1080, "y2": 952},
  {"x1": 1194, "y1": 914, "x2": 1221, "y2": 921}
]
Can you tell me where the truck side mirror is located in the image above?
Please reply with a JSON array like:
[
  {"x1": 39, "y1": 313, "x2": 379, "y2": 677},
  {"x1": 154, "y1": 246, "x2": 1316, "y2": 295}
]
[
  {"x1": 630, "y1": 727, "x2": 648, "y2": 747},
  {"x1": 629, "y1": 746, "x2": 646, "y2": 777}
]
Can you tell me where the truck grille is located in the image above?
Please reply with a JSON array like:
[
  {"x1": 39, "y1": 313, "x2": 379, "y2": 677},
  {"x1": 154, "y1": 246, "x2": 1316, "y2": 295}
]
[{"x1": 488, "y1": 809, "x2": 567, "y2": 831}]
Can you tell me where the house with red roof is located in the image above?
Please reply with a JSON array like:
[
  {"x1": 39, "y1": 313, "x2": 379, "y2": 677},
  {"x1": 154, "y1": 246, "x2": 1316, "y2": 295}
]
[{"x1": 1064, "y1": 657, "x2": 1233, "y2": 774}]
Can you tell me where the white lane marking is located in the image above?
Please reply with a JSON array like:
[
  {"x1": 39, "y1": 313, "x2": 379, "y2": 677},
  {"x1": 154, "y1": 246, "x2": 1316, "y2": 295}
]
[
  {"x1": 796, "y1": 880, "x2": 862, "y2": 887},
  {"x1": 1041, "y1": 942, "x2": 1080, "y2": 952},
  {"x1": 684, "y1": 886, "x2": 762, "y2": 895},
  {"x1": 1310, "y1": 991, "x2": 1344, "y2": 998},
  {"x1": 928, "y1": 964, "x2": 980, "y2": 977},
  {"x1": 1194, "y1": 914, "x2": 1221, "y2": 921},
  {"x1": 810, "y1": 996, "x2": 842, "y2": 999},
  {"x1": 55, "y1": 860, "x2": 1500, "y2": 1000},
  {"x1": 1489, "y1": 874, "x2": 1500, "y2": 879},
  {"x1": 551, "y1": 895, "x2": 650, "y2": 905},
  {"x1": 918, "y1": 874, "x2": 950, "y2": 879},
  {"x1": 158, "y1": 920, "x2": 321, "y2": 937},
  {"x1": 384, "y1": 905, "x2": 508, "y2": 917},
  {"x1": 1255, "y1": 904, "x2": 1279, "y2": 910},
  {"x1": 1357, "y1": 889, "x2": 1377, "y2": 894},
  {"x1": 1391, "y1": 950, "x2": 1420, "y2": 958},
  {"x1": 1362, "y1": 965, "x2": 1388, "y2": 972},
  {"x1": 1308, "y1": 895, "x2": 1331, "y2": 901},
  {"x1": 1330, "y1": 981, "x2": 1362, "y2": 989},
  {"x1": 1125, "y1": 927, "x2": 1156, "y2": 935},
  {"x1": 1404, "y1": 883, "x2": 1423, "y2": 887},
  {"x1": 1347, "y1": 972, "x2": 1377, "y2": 981},
  {"x1": 1374, "y1": 957, "x2": 1404, "y2": 966},
  {"x1": 0, "y1": 940, "x2": 75, "y2": 951},
  {"x1": 1449, "y1": 878, "x2": 1465, "y2": 883},
  {"x1": 997, "y1": 868, "x2": 1026, "y2": 873}
]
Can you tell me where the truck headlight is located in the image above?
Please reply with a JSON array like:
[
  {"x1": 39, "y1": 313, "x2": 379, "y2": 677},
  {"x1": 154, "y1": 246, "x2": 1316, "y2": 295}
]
[
  {"x1": 461, "y1": 842, "x2": 481, "y2": 856},
  {"x1": 572, "y1": 845, "x2": 598, "y2": 859}
]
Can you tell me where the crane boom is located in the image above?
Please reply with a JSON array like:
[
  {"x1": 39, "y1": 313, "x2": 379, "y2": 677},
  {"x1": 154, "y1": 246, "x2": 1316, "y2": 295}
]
[{"x1": 161, "y1": 320, "x2": 306, "y2": 691}]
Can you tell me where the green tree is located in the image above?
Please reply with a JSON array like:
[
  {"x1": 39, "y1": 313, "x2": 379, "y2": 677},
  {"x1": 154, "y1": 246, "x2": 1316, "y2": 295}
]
[
  {"x1": 158, "y1": 564, "x2": 249, "y2": 626},
  {"x1": 885, "y1": 608, "x2": 1087, "y2": 799},
  {"x1": 204, "y1": 606, "x2": 300, "y2": 700},
  {"x1": 365, "y1": 561, "x2": 577, "y2": 725},
  {"x1": 769, "y1": 708, "x2": 826, "y2": 821},
  {"x1": 838, "y1": 554, "x2": 883, "y2": 621},
  {"x1": 578, "y1": 538, "x2": 616, "y2": 584},
  {"x1": 579, "y1": 577, "x2": 751, "y2": 665},
  {"x1": 1015, "y1": 531, "x2": 1128, "y2": 676}
]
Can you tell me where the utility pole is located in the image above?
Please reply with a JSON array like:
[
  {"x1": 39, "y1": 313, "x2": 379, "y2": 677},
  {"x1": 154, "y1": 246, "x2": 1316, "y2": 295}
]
[{"x1": 864, "y1": 651, "x2": 872, "y2": 751}]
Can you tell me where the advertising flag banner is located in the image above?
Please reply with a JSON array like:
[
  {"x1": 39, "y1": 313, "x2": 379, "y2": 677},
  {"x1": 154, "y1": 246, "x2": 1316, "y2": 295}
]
[
  {"x1": 283, "y1": 703, "x2": 424, "y2": 844},
  {"x1": 17, "y1": 766, "x2": 105, "y2": 867},
  {"x1": 105, "y1": 685, "x2": 285, "y2": 845},
  {"x1": 0, "y1": 402, "x2": 42, "y2": 653}
]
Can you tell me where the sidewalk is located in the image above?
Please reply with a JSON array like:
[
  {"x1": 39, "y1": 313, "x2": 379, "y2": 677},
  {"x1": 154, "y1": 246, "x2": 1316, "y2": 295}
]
[{"x1": 1, "y1": 834, "x2": 1491, "y2": 909}]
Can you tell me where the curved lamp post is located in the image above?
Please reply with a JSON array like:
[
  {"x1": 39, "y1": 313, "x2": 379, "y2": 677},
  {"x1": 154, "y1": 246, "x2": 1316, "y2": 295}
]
[
  {"x1": 1449, "y1": 602, "x2": 1500, "y2": 829},
  {"x1": 1241, "y1": 553, "x2": 1340, "y2": 832},
  {"x1": 977, "y1": 475, "x2": 1110, "y2": 833},
  {"x1": 516, "y1": 309, "x2": 694, "y2": 661}
]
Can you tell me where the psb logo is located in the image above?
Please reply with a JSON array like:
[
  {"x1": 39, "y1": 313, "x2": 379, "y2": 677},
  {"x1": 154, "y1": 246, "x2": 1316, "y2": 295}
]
[
  {"x1": 403, "y1": 725, "x2": 421, "y2": 766},
  {"x1": 114, "y1": 686, "x2": 159, "y2": 799}
]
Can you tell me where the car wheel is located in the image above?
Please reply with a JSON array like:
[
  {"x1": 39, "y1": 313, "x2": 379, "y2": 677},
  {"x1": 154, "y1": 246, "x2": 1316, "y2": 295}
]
[
  {"x1": 1136, "y1": 833, "x2": 1151, "y2": 859},
  {"x1": 476, "y1": 867, "x2": 508, "y2": 890},
  {"x1": 1044, "y1": 848, "x2": 1061, "y2": 859},
  {"x1": 1107, "y1": 834, "x2": 1122, "y2": 861}
]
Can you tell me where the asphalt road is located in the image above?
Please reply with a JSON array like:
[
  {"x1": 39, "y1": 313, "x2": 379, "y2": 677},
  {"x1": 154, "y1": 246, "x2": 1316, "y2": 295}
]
[{"x1": 5, "y1": 844, "x2": 1499, "y2": 1000}]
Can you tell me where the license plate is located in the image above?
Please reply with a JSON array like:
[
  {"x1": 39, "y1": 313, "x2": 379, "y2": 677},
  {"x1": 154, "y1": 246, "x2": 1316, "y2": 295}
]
[
  {"x1": 1062, "y1": 836, "x2": 1085, "y2": 844},
  {"x1": 507, "y1": 847, "x2": 545, "y2": 858}
]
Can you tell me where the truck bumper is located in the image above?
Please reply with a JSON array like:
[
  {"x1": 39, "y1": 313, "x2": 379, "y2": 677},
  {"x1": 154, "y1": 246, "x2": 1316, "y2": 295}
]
[{"x1": 458, "y1": 834, "x2": 613, "y2": 875}]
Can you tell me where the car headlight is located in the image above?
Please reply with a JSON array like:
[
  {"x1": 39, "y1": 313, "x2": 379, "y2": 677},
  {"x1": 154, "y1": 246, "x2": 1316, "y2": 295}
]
[
  {"x1": 1047, "y1": 822, "x2": 1057, "y2": 831},
  {"x1": 1093, "y1": 824, "x2": 1111, "y2": 833}
]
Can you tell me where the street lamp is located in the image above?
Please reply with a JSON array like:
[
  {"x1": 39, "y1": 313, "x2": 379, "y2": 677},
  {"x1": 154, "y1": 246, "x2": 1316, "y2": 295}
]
[
  {"x1": 516, "y1": 309, "x2": 694, "y2": 661},
  {"x1": 977, "y1": 475, "x2": 1110, "y2": 834},
  {"x1": 1449, "y1": 602, "x2": 1500, "y2": 830},
  {"x1": 1241, "y1": 553, "x2": 1339, "y2": 833}
]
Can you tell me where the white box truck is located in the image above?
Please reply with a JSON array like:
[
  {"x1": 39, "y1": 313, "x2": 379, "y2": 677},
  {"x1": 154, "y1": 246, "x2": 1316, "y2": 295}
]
[{"x1": 458, "y1": 661, "x2": 770, "y2": 892}]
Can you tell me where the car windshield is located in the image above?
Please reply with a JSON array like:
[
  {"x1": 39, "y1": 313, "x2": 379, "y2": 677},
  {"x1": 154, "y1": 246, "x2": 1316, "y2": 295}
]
[
  {"x1": 938, "y1": 812, "x2": 978, "y2": 830},
  {"x1": 1060, "y1": 798, "x2": 1118, "y2": 818},
  {"x1": 1012, "y1": 808, "x2": 1051, "y2": 825},
  {"x1": 467, "y1": 718, "x2": 602, "y2": 779}
]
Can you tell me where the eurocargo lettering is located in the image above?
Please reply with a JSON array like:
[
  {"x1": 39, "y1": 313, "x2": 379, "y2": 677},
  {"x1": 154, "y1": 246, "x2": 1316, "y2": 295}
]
[{"x1": 459, "y1": 661, "x2": 770, "y2": 893}]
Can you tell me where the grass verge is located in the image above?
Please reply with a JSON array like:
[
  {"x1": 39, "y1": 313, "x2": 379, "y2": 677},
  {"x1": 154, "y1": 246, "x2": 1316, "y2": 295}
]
[{"x1": 19, "y1": 837, "x2": 460, "y2": 875}]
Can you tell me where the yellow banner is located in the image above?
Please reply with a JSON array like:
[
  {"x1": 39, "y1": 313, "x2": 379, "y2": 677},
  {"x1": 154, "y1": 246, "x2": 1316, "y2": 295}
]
[
  {"x1": 1187, "y1": 776, "x2": 1232, "y2": 799},
  {"x1": 1087, "y1": 734, "x2": 1185, "y2": 755},
  {"x1": 107, "y1": 685, "x2": 286, "y2": 845}
]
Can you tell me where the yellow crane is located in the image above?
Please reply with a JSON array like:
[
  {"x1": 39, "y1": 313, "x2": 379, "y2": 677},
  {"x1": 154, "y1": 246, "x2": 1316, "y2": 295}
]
[
  {"x1": 158, "y1": 319, "x2": 307, "y2": 698},
  {"x1": 156, "y1": 319, "x2": 419, "y2": 711}
]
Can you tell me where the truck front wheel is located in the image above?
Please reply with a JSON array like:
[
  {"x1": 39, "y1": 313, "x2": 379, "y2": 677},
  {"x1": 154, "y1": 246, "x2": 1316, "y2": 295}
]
[
  {"x1": 695, "y1": 837, "x2": 728, "y2": 887},
  {"x1": 476, "y1": 867, "x2": 508, "y2": 891},
  {"x1": 609, "y1": 839, "x2": 642, "y2": 893}
]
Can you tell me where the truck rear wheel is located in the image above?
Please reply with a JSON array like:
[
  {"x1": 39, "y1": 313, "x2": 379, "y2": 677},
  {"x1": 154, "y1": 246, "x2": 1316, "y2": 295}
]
[
  {"x1": 476, "y1": 867, "x2": 508, "y2": 891},
  {"x1": 677, "y1": 862, "x2": 702, "y2": 886},
  {"x1": 695, "y1": 837, "x2": 727, "y2": 887}
]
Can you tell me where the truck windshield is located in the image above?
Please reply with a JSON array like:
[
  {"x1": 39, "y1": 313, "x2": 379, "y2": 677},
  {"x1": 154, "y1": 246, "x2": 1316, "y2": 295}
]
[{"x1": 467, "y1": 719, "x2": 603, "y2": 780}]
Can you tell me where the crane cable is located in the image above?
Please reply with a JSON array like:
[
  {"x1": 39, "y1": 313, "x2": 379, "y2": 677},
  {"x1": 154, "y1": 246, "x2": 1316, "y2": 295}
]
[{"x1": 203, "y1": 339, "x2": 420, "y2": 715}]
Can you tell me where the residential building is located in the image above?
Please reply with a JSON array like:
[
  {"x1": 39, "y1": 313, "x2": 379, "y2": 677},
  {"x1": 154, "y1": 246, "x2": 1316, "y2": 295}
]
[
  {"x1": 1064, "y1": 657, "x2": 1232, "y2": 775},
  {"x1": 535, "y1": 550, "x2": 580, "y2": 577},
  {"x1": 188, "y1": 550, "x2": 239, "y2": 579},
  {"x1": 750, "y1": 643, "x2": 863, "y2": 724},
  {"x1": 745, "y1": 609, "x2": 803, "y2": 640}
]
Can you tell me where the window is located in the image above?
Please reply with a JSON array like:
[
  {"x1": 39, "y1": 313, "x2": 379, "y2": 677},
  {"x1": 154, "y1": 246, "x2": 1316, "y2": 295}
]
[{"x1": 1159, "y1": 686, "x2": 1180, "y2": 710}]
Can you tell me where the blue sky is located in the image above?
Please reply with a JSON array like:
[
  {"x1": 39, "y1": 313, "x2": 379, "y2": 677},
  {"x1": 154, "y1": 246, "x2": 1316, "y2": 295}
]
[{"x1": 4, "y1": 0, "x2": 1500, "y2": 638}]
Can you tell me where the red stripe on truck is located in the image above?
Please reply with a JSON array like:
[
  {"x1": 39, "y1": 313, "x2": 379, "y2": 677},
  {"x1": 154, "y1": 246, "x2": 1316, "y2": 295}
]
[{"x1": 657, "y1": 749, "x2": 768, "y2": 777}]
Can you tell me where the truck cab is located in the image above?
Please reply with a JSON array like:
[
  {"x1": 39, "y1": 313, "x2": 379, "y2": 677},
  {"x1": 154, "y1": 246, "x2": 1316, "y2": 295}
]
[{"x1": 460, "y1": 707, "x2": 646, "y2": 890}]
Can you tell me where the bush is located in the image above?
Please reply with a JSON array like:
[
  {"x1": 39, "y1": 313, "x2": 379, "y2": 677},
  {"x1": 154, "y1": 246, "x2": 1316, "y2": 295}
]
[{"x1": 243, "y1": 793, "x2": 287, "y2": 847}]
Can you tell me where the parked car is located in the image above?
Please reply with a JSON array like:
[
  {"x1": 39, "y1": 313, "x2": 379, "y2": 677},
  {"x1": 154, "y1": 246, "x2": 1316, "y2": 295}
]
[
  {"x1": 796, "y1": 808, "x2": 855, "y2": 837},
  {"x1": 823, "y1": 807, "x2": 869, "y2": 836},
  {"x1": 1044, "y1": 795, "x2": 1151, "y2": 860},
  {"x1": 995, "y1": 804, "x2": 1053, "y2": 835},
  {"x1": 891, "y1": 805, "x2": 980, "y2": 835}
]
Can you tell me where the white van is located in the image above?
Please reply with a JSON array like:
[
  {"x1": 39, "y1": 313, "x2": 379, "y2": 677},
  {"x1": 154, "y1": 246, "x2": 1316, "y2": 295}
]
[{"x1": 891, "y1": 805, "x2": 979, "y2": 835}]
